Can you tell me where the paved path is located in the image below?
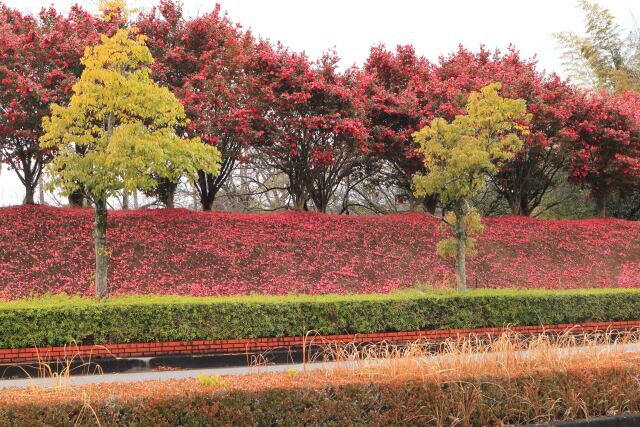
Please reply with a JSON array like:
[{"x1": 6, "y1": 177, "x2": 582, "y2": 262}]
[
  {"x1": 0, "y1": 359, "x2": 338, "y2": 389},
  {"x1": 2, "y1": 342, "x2": 639, "y2": 389}
]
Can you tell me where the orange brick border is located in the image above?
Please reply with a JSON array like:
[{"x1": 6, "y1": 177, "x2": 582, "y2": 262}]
[{"x1": 1, "y1": 320, "x2": 639, "y2": 364}]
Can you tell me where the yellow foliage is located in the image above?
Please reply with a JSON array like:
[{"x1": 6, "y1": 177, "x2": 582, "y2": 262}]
[
  {"x1": 412, "y1": 83, "x2": 530, "y2": 205},
  {"x1": 437, "y1": 209, "x2": 484, "y2": 259},
  {"x1": 98, "y1": 0, "x2": 136, "y2": 23},
  {"x1": 40, "y1": 29, "x2": 221, "y2": 201}
]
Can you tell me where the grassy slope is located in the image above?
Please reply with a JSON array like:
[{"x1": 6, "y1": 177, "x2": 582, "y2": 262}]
[{"x1": 1, "y1": 205, "x2": 639, "y2": 298}]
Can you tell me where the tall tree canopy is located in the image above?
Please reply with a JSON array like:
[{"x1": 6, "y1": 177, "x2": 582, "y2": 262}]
[
  {"x1": 137, "y1": 1, "x2": 263, "y2": 210},
  {"x1": 565, "y1": 90, "x2": 640, "y2": 217},
  {"x1": 0, "y1": 4, "x2": 101, "y2": 204},
  {"x1": 358, "y1": 45, "x2": 435, "y2": 211},
  {"x1": 255, "y1": 47, "x2": 368, "y2": 212},
  {"x1": 429, "y1": 46, "x2": 576, "y2": 216},
  {"x1": 555, "y1": 0, "x2": 640, "y2": 92},
  {"x1": 40, "y1": 29, "x2": 221, "y2": 298}
]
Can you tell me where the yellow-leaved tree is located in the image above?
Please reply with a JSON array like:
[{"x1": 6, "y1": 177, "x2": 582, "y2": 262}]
[
  {"x1": 40, "y1": 29, "x2": 221, "y2": 299},
  {"x1": 413, "y1": 83, "x2": 530, "y2": 291}
]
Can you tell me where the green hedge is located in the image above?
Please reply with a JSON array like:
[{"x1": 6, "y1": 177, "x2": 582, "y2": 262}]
[
  {"x1": 2, "y1": 289, "x2": 640, "y2": 348},
  {"x1": 1, "y1": 366, "x2": 640, "y2": 426}
]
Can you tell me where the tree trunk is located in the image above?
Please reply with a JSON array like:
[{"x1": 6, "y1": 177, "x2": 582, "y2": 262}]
[
  {"x1": 508, "y1": 195, "x2": 532, "y2": 216},
  {"x1": 198, "y1": 171, "x2": 218, "y2": 211},
  {"x1": 508, "y1": 196, "x2": 521, "y2": 215},
  {"x1": 94, "y1": 199, "x2": 109, "y2": 299},
  {"x1": 38, "y1": 178, "x2": 45, "y2": 205},
  {"x1": 423, "y1": 195, "x2": 438, "y2": 215},
  {"x1": 292, "y1": 195, "x2": 307, "y2": 211},
  {"x1": 133, "y1": 191, "x2": 139, "y2": 209},
  {"x1": 156, "y1": 178, "x2": 177, "y2": 208},
  {"x1": 122, "y1": 191, "x2": 129, "y2": 210},
  {"x1": 454, "y1": 205, "x2": 467, "y2": 291},
  {"x1": 24, "y1": 186, "x2": 35, "y2": 205},
  {"x1": 595, "y1": 190, "x2": 607, "y2": 218},
  {"x1": 520, "y1": 196, "x2": 531, "y2": 217},
  {"x1": 69, "y1": 190, "x2": 86, "y2": 208},
  {"x1": 165, "y1": 190, "x2": 175, "y2": 209}
]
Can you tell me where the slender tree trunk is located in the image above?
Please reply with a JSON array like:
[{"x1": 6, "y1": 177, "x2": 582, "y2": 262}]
[
  {"x1": 312, "y1": 192, "x2": 329, "y2": 213},
  {"x1": 122, "y1": 191, "x2": 129, "y2": 210},
  {"x1": 24, "y1": 185, "x2": 35, "y2": 205},
  {"x1": 454, "y1": 205, "x2": 467, "y2": 291},
  {"x1": 508, "y1": 196, "x2": 521, "y2": 215},
  {"x1": 508, "y1": 194, "x2": 532, "y2": 216},
  {"x1": 69, "y1": 190, "x2": 85, "y2": 208},
  {"x1": 595, "y1": 190, "x2": 607, "y2": 218},
  {"x1": 156, "y1": 178, "x2": 177, "y2": 208},
  {"x1": 165, "y1": 189, "x2": 175, "y2": 209},
  {"x1": 198, "y1": 171, "x2": 219, "y2": 211},
  {"x1": 293, "y1": 195, "x2": 307, "y2": 211},
  {"x1": 520, "y1": 196, "x2": 531, "y2": 217},
  {"x1": 94, "y1": 199, "x2": 109, "y2": 299},
  {"x1": 38, "y1": 177, "x2": 45, "y2": 205},
  {"x1": 133, "y1": 191, "x2": 139, "y2": 209}
]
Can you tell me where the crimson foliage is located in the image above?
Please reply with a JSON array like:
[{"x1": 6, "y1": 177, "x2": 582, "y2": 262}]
[
  {"x1": 0, "y1": 5, "x2": 102, "y2": 204},
  {"x1": 567, "y1": 90, "x2": 640, "y2": 217},
  {"x1": 1, "y1": 205, "x2": 638, "y2": 299}
]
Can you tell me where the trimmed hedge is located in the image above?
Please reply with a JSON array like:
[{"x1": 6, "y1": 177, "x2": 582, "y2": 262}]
[
  {"x1": 1, "y1": 366, "x2": 640, "y2": 425},
  {"x1": 2, "y1": 289, "x2": 640, "y2": 348}
]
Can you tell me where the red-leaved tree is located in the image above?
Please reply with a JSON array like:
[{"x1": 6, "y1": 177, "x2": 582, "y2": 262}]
[
  {"x1": 358, "y1": 45, "x2": 437, "y2": 211},
  {"x1": 137, "y1": 1, "x2": 263, "y2": 210},
  {"x1": 254, "y1": 46, "x2": 368, "y2": 212},
  {"x1": 0, "y1": 5, "x2": 101, "y2": 204},
  {"x1": 566, "y1": 90, "x2": 640, "y2": 217},
  {"x1": 429, "y1": 46, "x2": 577, "y2": 215}
]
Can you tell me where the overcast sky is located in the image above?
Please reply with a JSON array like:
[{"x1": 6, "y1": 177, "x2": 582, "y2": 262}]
[{"x1": 1, "y1": 0, "x2": 639, "y2": 206}]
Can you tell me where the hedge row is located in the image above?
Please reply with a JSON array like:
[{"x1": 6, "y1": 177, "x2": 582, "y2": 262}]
[
  {"x1": 2, "y1": 289, "x2": 640, "y2": 348},
  {"x1": 1, "y1": 366, "x2": 640, "y2": 426}
]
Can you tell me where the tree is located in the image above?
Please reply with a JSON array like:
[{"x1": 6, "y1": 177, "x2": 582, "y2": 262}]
[
  {"x1": 40, "y1": 29, "x2": 221, "y2": 298},
  {"x1": 413, "y1": 84, "x2": 530, "y2": 290},
  {"x1": 358, "y1": 45, "x2": 436, "y2": 212},
  {"x1": 555, "y1": 0, "x2": 640, "y2": 92},
  {"x1": 431, "y1": 46, "x2": 577, "y2": 216},
  {"x1": 565, "y1": 90, "x2": 640, "y2": 217},
  {"x1": 255, "y1": 47, "x2": 368, "y2": 212},
  {"x1": 0, "y1": 4, "x2": 101, "y2": 204},
  {"x1": 179, "y1": 8, "x2": 263, "y2": 211},
  {"x1": 137, "y1": 1, "x2": 263, "y2": 211}
]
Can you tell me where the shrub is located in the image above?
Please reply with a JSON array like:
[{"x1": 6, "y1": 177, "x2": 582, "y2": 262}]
[
  {"x1": 1, "y1": 365, "x2": 640, "y2": 426},
  {"x1": 2, "y1": 289, "x2": 640, "y2": 348}
]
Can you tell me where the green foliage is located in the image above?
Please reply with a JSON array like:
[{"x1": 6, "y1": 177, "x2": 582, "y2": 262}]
[
  {"x1": 437, "y1": 209, "x2": 484, "y2": 258},
  {"x1": 2, "y1": 289, "x2": 640, "y2": 348},
  {"x1": 40, "y1": 28, "x2": 220, "y2": 201},
  {"x1": 412, "y1": 83, "x2": 530, "y2": 206},
  {"x1": 555, "y1": 0, "x2": 640, "y2": 92}
]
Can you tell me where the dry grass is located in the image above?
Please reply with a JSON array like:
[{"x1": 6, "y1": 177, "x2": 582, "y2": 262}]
[
  {"x1": 0, "y1": 342, "x2": 104, "y2": 388},
  {"x1": 3, "y1": 330, "x2": 640, "y2": 426},
  {"x1": 314, "y1": 329, "x2": 640, "y2": 383}
]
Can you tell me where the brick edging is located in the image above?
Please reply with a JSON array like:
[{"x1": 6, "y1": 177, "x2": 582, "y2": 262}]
[{"x1": 1, "y1": 321, "x2": 639, "y2": 364}]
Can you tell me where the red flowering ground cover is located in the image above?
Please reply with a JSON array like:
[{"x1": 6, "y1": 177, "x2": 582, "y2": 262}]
[{"x1": 0, "y1": 205, "x2": 639, "y2": 299}]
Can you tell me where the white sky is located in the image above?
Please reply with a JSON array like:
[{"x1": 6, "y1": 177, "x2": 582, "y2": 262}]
[{"x1": 1, "y1": 0, "x2": 639, "y2": 206}]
